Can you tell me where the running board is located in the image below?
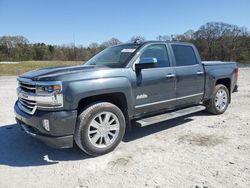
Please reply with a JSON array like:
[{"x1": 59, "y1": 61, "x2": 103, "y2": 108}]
[{"x1": 135, "y1": 105, "x2": 206, "y2": 127}]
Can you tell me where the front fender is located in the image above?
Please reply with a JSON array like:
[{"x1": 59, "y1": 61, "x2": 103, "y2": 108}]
[{"x1": 63, "y1": 77, "x2": 134, "y2": 116}]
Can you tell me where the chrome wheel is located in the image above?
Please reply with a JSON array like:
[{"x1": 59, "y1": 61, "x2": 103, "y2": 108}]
[
  {"x1": 215, "y1": 89, "x2": 228, "y2": 112},
  {"x1": 87, "y1": 111, "x2": 120, "y2": 148}
]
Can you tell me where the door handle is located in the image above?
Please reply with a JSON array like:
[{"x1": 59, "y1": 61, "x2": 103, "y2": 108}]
[
  {"x1": 197, "y1": 71, "x2": 204, "y2": 75},
  {"x1": 166, "y1": 73, "x2": 175, "y2": 79}
]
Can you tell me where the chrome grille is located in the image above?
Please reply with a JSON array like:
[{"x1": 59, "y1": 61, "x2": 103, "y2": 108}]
[
  {"x1": 18, "y1": 79, "x2": 37, "y2": 114},
  {"x1": 19, "y1": 97, "x2": 36, "y2": 109},
  {"x1": 19, "y1": 81, "x2": 36, "y2": 93},
  {"x1": 17, "y1": 99, "x2": 37, "y2": 115}
]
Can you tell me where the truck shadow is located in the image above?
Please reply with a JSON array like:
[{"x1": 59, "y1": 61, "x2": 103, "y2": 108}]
[
  {"x1": 0, "y1": 124, "x2": 87, "y2": 167},
  {"x1": 123, "y1": 110, "x2": 212, "y2": 142},
  {"x1": 0, "y1": 111, "x2": 211, "y2": 167}
]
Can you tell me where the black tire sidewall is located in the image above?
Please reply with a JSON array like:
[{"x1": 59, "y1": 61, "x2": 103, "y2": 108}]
[{"x1": 76, "y1": 102, "x2": 126, "y2": 156}]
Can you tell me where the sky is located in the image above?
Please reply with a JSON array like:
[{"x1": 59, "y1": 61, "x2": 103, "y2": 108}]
[{"x1": 0, "y1": 0, "x2": 250, "y2": 46}]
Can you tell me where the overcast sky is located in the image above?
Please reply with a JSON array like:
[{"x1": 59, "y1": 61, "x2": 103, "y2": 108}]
[{"x1": 0, "y1": 0, "x2": 249, "y2": 46}]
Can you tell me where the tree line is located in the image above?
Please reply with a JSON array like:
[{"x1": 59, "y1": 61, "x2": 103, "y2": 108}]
[{"x1": 0, "y1": 22, "x2": 250, "y2": 63}]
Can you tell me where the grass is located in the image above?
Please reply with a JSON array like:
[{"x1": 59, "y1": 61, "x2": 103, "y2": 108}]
[
  {"x1": 0, "y1": 61, "x2": 83, "y2": 76},
  {"x1": 238, "y1": 63, "x2": 250, "y2": 67}
]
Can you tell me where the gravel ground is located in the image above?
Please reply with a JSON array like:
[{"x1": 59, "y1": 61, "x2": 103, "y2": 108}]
[{"x1": 0, "y1": 68, "x2": 250, "y2": 188}]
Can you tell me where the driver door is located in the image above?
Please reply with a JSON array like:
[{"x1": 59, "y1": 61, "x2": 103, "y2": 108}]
[{"x1": 131, "y1": 44, "x2": 176, "y2": 116}]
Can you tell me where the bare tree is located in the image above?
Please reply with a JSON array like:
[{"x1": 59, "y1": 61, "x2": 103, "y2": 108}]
[
  {"x1": 156, "y1": 35, "x2": 171, "y2": 41},
  {"x1": 102, "y1": 38, "x2": 122, "y2": 47}
]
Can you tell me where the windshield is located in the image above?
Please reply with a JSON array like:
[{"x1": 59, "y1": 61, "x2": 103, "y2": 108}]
[{"x1": 85, "y1": 44, "x2": 140, "y2": 68}]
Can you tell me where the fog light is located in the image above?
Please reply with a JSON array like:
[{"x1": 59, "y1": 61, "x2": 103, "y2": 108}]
[{"x1": 42, "y1": 119, "x2": 50, "y2": 131}]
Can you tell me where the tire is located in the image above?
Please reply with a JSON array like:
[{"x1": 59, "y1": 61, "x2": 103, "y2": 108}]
[
  {"x1": 74, "y1": 102, "x2": 126, "y2": 156},
  {"x1": 205, "y1": 84, "x2": 229, "y2": 115}
]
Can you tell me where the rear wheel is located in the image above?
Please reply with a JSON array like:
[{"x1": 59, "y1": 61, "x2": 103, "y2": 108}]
[
  {"x1": 74, "y1": 102, "x2": 126, "y2": 156},
  {"x1": 205, "y1": 84, "x2": 229, "y2": 115}
]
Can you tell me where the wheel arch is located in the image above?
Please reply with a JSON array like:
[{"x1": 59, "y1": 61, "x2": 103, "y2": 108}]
[
  {"x1": 78, "y1": 92, "x2": 126, "y2": 112},
  {"x1": 77, "y1": 92, "x2": 131, "y2": 128}
]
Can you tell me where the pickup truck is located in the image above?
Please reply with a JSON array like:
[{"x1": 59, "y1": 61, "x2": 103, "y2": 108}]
[{"x1": 14, "y1": 41, "x2": 238, "y2": 156}]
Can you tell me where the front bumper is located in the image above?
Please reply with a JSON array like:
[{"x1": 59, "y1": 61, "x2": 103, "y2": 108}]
[{"x1": 14, "y1": 101, "x2": 77, "y2": 149}]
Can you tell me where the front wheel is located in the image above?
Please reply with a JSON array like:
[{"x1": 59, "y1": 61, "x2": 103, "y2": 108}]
[
  {"x1": 205, "y1": 84, "x2": 229, "y2": 115},
  {"x1": 74, "y1": 102, "x2": 126, "y2": 156}
]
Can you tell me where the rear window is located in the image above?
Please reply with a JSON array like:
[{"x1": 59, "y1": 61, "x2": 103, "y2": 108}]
[{"x1": 172, "y1": 45, "x2": 198, "y2": 66}]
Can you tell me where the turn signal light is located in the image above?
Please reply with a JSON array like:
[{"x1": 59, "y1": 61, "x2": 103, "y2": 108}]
[{"x1": 53, "y1": 85, "x2": 61, "y2": 91}]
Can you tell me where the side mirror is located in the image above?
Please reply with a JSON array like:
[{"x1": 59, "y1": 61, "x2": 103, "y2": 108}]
[{"x1": 135, "y1": 57, "x2": 157, "y2": 71}]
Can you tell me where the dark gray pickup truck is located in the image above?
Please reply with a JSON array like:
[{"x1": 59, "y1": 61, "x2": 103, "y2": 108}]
[{"x1": 14, "y1": 41, "x2": 238, "y2": 156}]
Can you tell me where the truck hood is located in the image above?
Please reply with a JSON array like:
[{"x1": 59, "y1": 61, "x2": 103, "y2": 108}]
[{"x1": 20, "y1": 65, "x2": 110, "y2": 81}]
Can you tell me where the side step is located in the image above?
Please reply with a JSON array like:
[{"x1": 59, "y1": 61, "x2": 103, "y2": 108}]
[{"x1": 135, "y1": 105, "x2": 206, "y2": 127}]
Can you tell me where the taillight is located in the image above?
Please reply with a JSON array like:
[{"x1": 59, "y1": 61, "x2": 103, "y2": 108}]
[{"x1": 235, "y1": 64, "x2": 238, "y2": 80}]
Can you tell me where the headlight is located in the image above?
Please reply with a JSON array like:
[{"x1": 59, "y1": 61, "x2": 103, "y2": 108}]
[
  {"x1": 36, "y1": 93, "x2": 63, "y2": 108},
  {"x1": 36, "y1": 84, "x2": 61, "y2": 94},
  {"x1": 35, "y1": 83, "x2": 63, "y2": 108}
]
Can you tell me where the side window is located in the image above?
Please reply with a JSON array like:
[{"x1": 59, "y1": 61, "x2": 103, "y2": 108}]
[
  {"x1": 172, "y1": 45, "x2": 198, "y2": 66},
  {"x1": 140, "y1": 44, "x2": 170, "y2": 68}
]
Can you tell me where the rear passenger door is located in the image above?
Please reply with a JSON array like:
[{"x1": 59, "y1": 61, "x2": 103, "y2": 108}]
[{"x1": 170, "y1": 44, "x2": 205, "y2": 107}]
